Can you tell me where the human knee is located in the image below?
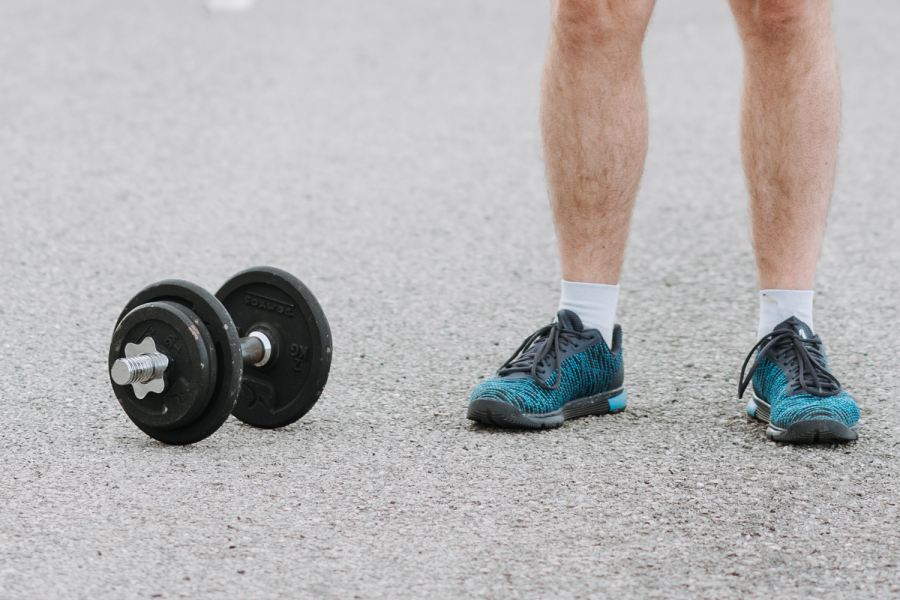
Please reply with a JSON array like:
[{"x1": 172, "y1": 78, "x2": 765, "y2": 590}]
[
  {"x1": 552, "y1": 0, "x2": 652, "y2": 53},
  {"x1": 736, "y1": 0, "x2": 826, "y2": 41}
]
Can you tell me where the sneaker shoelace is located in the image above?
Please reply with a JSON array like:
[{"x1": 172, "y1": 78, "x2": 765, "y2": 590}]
[
  {"x1": 738, "y1": 329, "x2": 842, "y2": 399},
  {"x1": 497, "y1": 321, "x2": 591, "y2": 391}
]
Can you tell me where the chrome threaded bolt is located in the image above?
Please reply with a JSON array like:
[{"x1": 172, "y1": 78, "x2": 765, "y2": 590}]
[
  {"x1": 111, "y1": 353, "x2": 169, "y2": 386},
  {"x1": 111, "y1": 337, "x2": 169, "y2": 399}
]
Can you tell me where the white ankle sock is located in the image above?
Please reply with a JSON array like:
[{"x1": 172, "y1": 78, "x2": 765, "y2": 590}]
[
  {"x1": 757, "y1": 289, "x2": 814, "y2": 340},
  {"x1": 559, "y1": 280, "x2": 619, "y2": 347}
]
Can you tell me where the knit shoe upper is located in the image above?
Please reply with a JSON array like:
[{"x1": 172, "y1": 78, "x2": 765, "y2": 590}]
[
  {"x1": 468, "y1": 310, "x2": 623, "y2": 417},
  {"x1": 738, "y1": 317, "x2": 859, "y2": 431}
]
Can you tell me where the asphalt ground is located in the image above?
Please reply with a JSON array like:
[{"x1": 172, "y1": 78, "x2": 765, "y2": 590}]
[{"x1": 1, "y1": 1, "x2": 899, "y2": 598}]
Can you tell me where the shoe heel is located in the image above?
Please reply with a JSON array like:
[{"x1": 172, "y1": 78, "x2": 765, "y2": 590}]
[
  {"x1": 746, "y1": 393, "x2": 771, "y2": 423},
  {"x1": 746, "y1": 397, "x2": 757, "y2": 418},
  {"x1": 608, "y1": 391, "x2": 627, "y2": 412}
]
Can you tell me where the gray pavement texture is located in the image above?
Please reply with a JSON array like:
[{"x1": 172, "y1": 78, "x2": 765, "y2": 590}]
[{"x1": 1, "y1": 0, "x2": 899, "y2": 598}]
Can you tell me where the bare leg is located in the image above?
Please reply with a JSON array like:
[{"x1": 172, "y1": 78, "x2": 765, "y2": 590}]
[
  {"x1": 730, "y1": 0, "x2": 841, "y2": 290},
  {"x1": 542, "y1": 0, "x2": 656, "y2": 284}
]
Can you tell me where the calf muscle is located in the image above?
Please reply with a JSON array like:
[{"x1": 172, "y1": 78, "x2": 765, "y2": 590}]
[{"x1": 730, "y1": 0, "x2": 840, "y2": 289}]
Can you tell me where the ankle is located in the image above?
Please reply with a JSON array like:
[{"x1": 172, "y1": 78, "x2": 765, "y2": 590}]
[
  {"x1": 559, "y1": 280, "x2": 619, "y2": 347},
  {"x1": 757, "y1": 289, "x2": 814, "y2": 340}
]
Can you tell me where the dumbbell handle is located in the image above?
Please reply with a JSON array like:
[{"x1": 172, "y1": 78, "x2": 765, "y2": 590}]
[
  {"x1": 240, "y1": 331, "x2": 273, "y2": 368},
  {"x1": 111, "y1": 331, "x2": 272, "y2": 386}
]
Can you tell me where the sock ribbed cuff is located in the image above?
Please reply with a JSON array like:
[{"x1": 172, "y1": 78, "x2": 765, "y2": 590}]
[
  {"x1": 559, "y1": 280, "x2": 619, "y2": 347},
  {"x1": 758, "y1": 289, "x2": 814, "y2": 340}
]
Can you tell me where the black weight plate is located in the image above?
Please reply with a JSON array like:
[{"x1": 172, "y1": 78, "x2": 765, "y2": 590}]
[
  {"x1": 114, "y1": 280, "x2": 243, "y2": 445},
  {"x1": 110, "y1": 301, "x2": 215, "y2": 430},
  {"x1": 216, "y1": 266, "x2": 332, "y2": 428}
]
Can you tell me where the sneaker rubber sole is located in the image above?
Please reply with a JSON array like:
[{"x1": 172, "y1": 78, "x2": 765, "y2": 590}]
[
  {"x1": 746, "y1": 393, "x2": 858, "y2": 443},
  {"x1": 467, "y1": 388, "x2": 626, "y2": 430}
]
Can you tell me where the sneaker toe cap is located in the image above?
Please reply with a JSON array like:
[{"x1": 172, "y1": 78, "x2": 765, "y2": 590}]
[
  {"x1": 468, "y1": 378, "x2": 550, "y2": 414},
  {"x1": 771, "y1": 392, "x2": 860, "y2": 429}
]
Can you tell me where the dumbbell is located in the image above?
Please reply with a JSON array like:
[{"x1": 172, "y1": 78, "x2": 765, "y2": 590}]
[{"x1": 108, "y1": 266, "x2": 332, "y2": 445}]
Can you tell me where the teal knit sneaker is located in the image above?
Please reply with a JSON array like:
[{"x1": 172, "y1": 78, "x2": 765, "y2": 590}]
[
  {"x1": 466, "y1": 310, "x2": 626, "y2": 429},
  {"x1": 738, "y1": 316, "x2": 859, "y2": 443}
]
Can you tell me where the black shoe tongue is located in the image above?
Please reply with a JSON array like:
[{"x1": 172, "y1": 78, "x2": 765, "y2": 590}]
[
  {"x1": 774, "y1": 316, "x2": 814, "y2": 339},
  {"x1": 557, "y1": 309, "x2": 584, "y2": 332}
]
